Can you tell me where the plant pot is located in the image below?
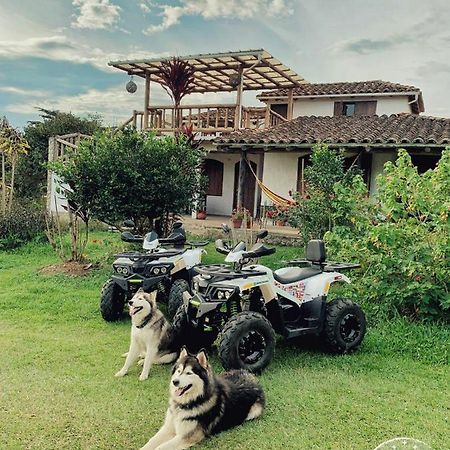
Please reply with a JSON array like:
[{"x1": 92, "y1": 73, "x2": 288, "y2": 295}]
[
  {"x1": 196, "y1": 211, "x2": 207, "y2": 220},
  {"x1": 232, "y1": 218, "x2": 242, "y2": 228},
  {"x1": 276, "y1": 220, "x2": 286, "y2": 226},
  {"x1": 246, "y1": 220, "x2": 252, "y2": 229}
]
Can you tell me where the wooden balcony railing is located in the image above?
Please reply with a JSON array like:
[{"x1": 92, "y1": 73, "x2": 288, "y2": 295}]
[{"x1": 116, "y1": 104, "x2": 287, "y2": 134}]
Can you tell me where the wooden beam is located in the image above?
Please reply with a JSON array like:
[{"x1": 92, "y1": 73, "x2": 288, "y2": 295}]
[
  {"x1": 237, "y1": 150, "x2": 247, "y2": 208},
  {"x1": 143, "y1": 73, "x2": 151, "y2": 129},
  {"x1": 287, "y1": 87, "x2": 294, "y2": 120},
  {"x1": 234, "y1": 66, "x2": 244, "y2": 130}
]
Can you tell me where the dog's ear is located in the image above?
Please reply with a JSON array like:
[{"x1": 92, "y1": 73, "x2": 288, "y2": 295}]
[
  {"x1": 136, "y1": 287, "x2": 144, "y2": 294},
  {"x1": 148, "y1": 290, "x2": 157, "y2": 304},
  {"x1": 196, "y1": 349, "x2": 208, "y2": 369},
  {"x1": 179, "y1": 346, "x2": 188, "y2": 359}
]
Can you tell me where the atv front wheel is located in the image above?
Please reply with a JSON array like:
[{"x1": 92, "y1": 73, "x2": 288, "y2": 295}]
[
  {"x1": 168, "y1": 279, "x2": 190, "y2": 319},
  {"x1": 322, "y1": 298, "x2": 366, "y2": 353},
  {"x1": 172, "y1": 305, "x2": 217, "y2": 352},
  {"x1": 100, "y1": 279, "x2": 126, "y2": 322},
  {"x1": 219, "y1": 311, "x2": 275, "y2": 373}
]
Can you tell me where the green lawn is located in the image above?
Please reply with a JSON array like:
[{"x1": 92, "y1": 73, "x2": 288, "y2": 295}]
[{"x1": 1, "y1": 232, "x2": 449, "y2": 450}]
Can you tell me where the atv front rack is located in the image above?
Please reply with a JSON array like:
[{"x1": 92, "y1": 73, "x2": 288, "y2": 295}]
[
  {"x1": 194, "y1": 264, "x2": 267, "y2": 279},
  {"x1": 114, "y1": 250, "x2": 184, "y2": 261}
]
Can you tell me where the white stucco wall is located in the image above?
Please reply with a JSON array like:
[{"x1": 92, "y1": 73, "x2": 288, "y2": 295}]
[
  {"x1": 369, "y1": 152, "x2": 397, "y2": 195},
  {"x1": 289, "y1": 95, "x2": 412, "y2": 118},
  {"x1": 205, "y1": 152, "x2": 260, "y2": 216},
  {"x1": 260, "y1": 152, "x2": 300, "y2": 207}
]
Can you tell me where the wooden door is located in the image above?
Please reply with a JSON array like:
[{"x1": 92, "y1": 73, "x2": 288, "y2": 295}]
[{"x1": 233, "y1": 160, "x2": 257, "y2": 214}]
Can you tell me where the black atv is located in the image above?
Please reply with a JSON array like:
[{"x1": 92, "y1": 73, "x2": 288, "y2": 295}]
[{"x1": 100, "y1": 222, "x2": 207, "y2": 321}]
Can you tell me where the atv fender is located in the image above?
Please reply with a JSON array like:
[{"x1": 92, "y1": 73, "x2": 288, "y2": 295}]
[{"x1": 304, "y1": 272, "x2": 350, "y2": 300}]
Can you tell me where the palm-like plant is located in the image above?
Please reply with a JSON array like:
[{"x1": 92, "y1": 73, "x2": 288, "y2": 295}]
[
  {"x1": 0, "y1": 119, "x2": 30, "y2": 213},
  {"x1": 159, "y1": 57, "x2": 196, "y2": 129}
]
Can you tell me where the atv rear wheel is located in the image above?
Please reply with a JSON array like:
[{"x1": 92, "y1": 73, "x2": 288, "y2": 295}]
[
  {"x1": 219, "y1": 311, "x2": 275, "y2": 373},
  {"x1": 168, "y1": 279, "x2": 190, "y2": 319},
  {"x1": 322, "y1": 298, "x2": 366, "y2": 353},
  {"x1": 100, "y1": 279, "x2": 126, "y2": 322},
  {"x1": 172, "y1": 305, "x2": 217, "y2": 352}
]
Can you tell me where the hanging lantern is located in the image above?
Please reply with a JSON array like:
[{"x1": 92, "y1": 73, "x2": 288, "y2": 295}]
[
  {"x1": 126, "y1": 76, "x2": 137, "y2": 93},
  {"x1": 229, "y1": 73, "x2": 240, "y2": 88}
]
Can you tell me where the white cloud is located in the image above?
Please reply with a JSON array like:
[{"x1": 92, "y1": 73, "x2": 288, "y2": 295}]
[
  {"x1": 0, "y1": 35, "x2": 162, "y2": 71},
  {"x1": 72, "y1": 0, "x2": 121, "y2": 30},
  {"x1": 0, "y1": 86, "x2": 49, "y2": 97},
  {"x1": 144, "y1": 0, "x2": 293, "y2": 34}
]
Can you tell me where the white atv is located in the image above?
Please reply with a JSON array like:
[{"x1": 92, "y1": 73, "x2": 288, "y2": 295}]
[
  {"x1": 100, "y1": 222, "x2": 207, "y2": 321},
  {"x1": 178, "y1": 237, "x2": 366, "y2": 373}
]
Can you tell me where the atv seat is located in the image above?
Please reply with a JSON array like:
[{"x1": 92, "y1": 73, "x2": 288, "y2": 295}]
[{"x1": 273, "y1": 266, "x2": 322, "y2": 284}]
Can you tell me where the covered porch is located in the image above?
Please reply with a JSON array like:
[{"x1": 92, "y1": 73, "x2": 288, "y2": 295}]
[{"x1": 108, "y1": 49, "x2": 306, "y2": 134}]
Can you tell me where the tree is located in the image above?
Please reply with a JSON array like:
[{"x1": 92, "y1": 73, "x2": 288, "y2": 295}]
[
  {"x1": 159, "y1": 57, "x2": 196, "y2": 129},
  {"x1": 17, "y1": 109, "x2": 102, "y2": 199},
  {"x1": 50, "y1": 128, "x2": 206, "y2": 235},
  {"x1": 287, "y1": 143, "x2": 362, "y2": 243},
  {"x1": 0, "y1": 118, "x2": 30, "y2": 213}
]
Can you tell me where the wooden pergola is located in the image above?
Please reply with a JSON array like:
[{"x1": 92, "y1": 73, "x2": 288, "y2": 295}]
[{"x1": 108, "y1": 49, "x2": 306, "y2": 131}]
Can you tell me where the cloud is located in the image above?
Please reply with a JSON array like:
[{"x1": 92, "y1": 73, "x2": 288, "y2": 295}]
[
  {"x1": 144, "y1": 0, "x2": 293, "y2": 34},
  {"x1": 72, "y1": 0, "x2": 121, "y2": 30},
  {"x1": 0, "y1": 35, "x2": 161, "y2": 71},
  {"x1": 0, "y1": 86, "x2": 49, "y2": 97}
]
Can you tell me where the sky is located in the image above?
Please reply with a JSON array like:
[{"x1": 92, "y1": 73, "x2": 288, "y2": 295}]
[{"x1": 0, "y1": 0, "x2": 449, "y2": 128}]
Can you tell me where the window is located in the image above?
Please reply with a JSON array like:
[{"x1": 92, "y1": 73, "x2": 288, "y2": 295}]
[
  {"x1": 296, "y1": 155, "x2": 311, "y2": 194},
  {"x1": 343, "y1": 102, "x2": 355, "y2": 116},
  {"x1": 204, "y1": 159, "x2": 224, "y2": 196},
  {"x1": 334, "y1": 101, "x2": 377, "y2": 117}
]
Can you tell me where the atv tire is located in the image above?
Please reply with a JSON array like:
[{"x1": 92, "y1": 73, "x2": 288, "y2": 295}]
[
  {"x1": 168, "y1": 279, "x2": 190, "y2": 320},
  {"x1": 100, "y1": 279, "x2": 126, "y2": 322},
  {"x1": 219, "y1": 311, "x2": 275, "y2": 373},
  {"x1": 322, "y1": 298, "x2": 366, "y2": 353},
  {"x1": 172, "y1": 305, "x2": 217, "y2": 352}
]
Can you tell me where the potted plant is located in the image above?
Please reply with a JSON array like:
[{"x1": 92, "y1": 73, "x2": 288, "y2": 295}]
[
  {"x1": 274, "y1": 205, "x2": 289, "y2": 226},
  {"x1": 231, "y1": 207, "x2": 245, "y2": 228},
  {"x1": 196, "y1": 197, "x2": 207, "y2": 220}
]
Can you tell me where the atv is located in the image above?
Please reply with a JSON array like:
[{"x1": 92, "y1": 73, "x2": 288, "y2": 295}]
[
  {"x1": 177, "y1": 236, "x2": 366, "y2": 373},
  {"x1": 100, "y1": 221, "x2": 207, "y2": 322}
]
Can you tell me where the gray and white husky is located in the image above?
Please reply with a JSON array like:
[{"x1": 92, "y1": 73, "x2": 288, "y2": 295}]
[
  {"x1": 140, "y1": 347, "x2": 265, "y2": 450},
  {"x1": 115, "y1": 289, "x2": 179, "y2": 381}
]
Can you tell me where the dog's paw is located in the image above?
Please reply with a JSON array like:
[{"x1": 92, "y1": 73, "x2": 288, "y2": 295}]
[
  {"x1": 139, "y1": 373, "x2": 149, "y2": 381},
  {"x1": 115, "y1": 369, "x2": 127, "y2": 378}
]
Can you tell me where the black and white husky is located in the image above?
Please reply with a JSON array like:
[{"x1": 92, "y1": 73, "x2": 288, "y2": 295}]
[
  {"x1": 140, "y1": 347, "x2": 265, "y2": 449},
  {"x1": 115, "y1": 289, "x2": 179, "y2": 381}
]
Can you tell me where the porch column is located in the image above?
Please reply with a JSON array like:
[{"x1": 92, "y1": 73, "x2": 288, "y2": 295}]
[
  {"x1": 234, "y1": 66, "x2": 244, "y2": 130},
  {"x1": 237, "y1": 149, "x2": 247, "y2": 208},
  {"x1": 255, "y1": 151, "x2": 265, "y2": 217},
  {"x1": 143, "y1": 72, "x2": 151, "y2": 130},
  {"x1": 287, "y1": 87, "x2": 294, "y2": 120}
]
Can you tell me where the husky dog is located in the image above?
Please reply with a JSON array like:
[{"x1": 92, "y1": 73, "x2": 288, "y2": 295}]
[
  {"x1": 140, "y1": 347, "x2": 265, "y2": 450},
  {"x1": 115, "y1": 288, "x2": 178, "y2": 381}
]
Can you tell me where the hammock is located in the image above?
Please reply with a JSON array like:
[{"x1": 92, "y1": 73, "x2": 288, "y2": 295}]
[{"x1": 245, "y1": 159, "x2": 297, "y2": 207}]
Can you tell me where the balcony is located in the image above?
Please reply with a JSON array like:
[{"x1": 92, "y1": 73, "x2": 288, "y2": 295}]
[{"x1": 119, "y1": 104, "x2": 288, "y2": 134}]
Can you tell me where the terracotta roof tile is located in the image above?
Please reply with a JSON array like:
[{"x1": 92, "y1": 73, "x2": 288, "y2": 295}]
[
  {"x1": 257, "y1": 80, "x2": 421, "y2": 98},
  {"x1": 216, "y1": 114, "x2": 450, "y2": 148}
]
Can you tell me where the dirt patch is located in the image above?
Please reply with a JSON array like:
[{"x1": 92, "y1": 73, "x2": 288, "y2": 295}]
[{"x1": 39, "y1": 261, "x2": 97, "y2": 277}]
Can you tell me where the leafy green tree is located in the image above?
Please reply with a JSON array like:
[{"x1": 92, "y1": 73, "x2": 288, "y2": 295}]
[
  {"x1": 50, "y1": 128, "x2": 206, "y2": 234},
  {"x1": 326, "y1": 148, "x2": 450, "y2": 320},
  {"x1": 17, "y1": 109, "x2": 102, "y2": 199}
]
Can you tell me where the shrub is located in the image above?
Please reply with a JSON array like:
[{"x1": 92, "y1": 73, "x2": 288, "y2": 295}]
[
  {"x1": 49, "y1": 128, "x2": 206, "y2": 234},
  {"x1": 326, "y1": 148, "x2": 450, "y2": 321},
  {"x1": 0, "y1": 203, "x2": 46, "y2": 250}
]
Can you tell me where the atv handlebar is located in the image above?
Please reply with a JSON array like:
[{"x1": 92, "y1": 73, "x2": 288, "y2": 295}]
[
  {"x1": 121, "y1": 231, "x2": 144, "y2": 243},
  {"x1": 215, "y1": 239, "x2": 230, "y2": 255}
]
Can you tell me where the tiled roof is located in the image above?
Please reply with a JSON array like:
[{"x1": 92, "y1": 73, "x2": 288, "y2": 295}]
[
  {"x1": 257, "y1": 80, "x2": 421, "y2": 98},
  {"x1": 216, "y1": 114, "x2": 450, "y2": 147}
]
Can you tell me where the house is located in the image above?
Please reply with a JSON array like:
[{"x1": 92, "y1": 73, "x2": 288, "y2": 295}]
[{"x1": 48, "y1": 49, "x2": 450, "y2": 217}]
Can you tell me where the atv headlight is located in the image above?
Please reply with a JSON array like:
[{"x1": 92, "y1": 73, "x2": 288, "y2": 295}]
[
  {"x1": 217, "y1": 291, "x2": 224, "y2": 299},
  {"x1": 212, "y1": 288, "x2": 235, "y2": 300},
  {"x1": 153, "y1": 267, "x2": 160, "y2": 275},
  {"x1": 114, "y1": 265, "x2": 130, "y2": 275},
  {"x1": 160, "y1": 266, "x2": 167, "y2": 274}
]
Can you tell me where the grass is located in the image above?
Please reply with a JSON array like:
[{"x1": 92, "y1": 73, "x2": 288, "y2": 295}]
[{"x1": 1, "y1": 232, "x2": 449, "y2": 450}]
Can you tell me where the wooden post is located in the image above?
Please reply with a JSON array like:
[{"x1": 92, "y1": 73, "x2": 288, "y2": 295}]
[
  {"x1": 46, "y1": 136, "x2": 57, "y2": 213},
  {"x1": 234, "y1": 66, "x2": 244, "y2": 130},
  {"x1": 143, "y1": 73, "x2": 151, "y2": 130},
  {"x1": 287, "y1": 87, "x2": 294, "y2": 120},
  {"x1": 237, "y1": 149, "x2": 247, "y2": 208},
  {"x1": 264, "y1": 104, "x2": 271, "y2": 128},
  {"x1": 255, "y1": 152, "x2": 265, "y2": 217},
  {"x1": 132, "y1": 110, "x2": 137, "y2": 128}
]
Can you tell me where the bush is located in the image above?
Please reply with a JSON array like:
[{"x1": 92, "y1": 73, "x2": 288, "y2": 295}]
[
  {"x1": 49, "y1": 128, "x2": 206, "y2": 234},
  {"x1": 0, "y1": 203, "x2": 46, "y2": 250},
  {"x1": 326, "y1": 148, "x2": 450, "y2": 321}
]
